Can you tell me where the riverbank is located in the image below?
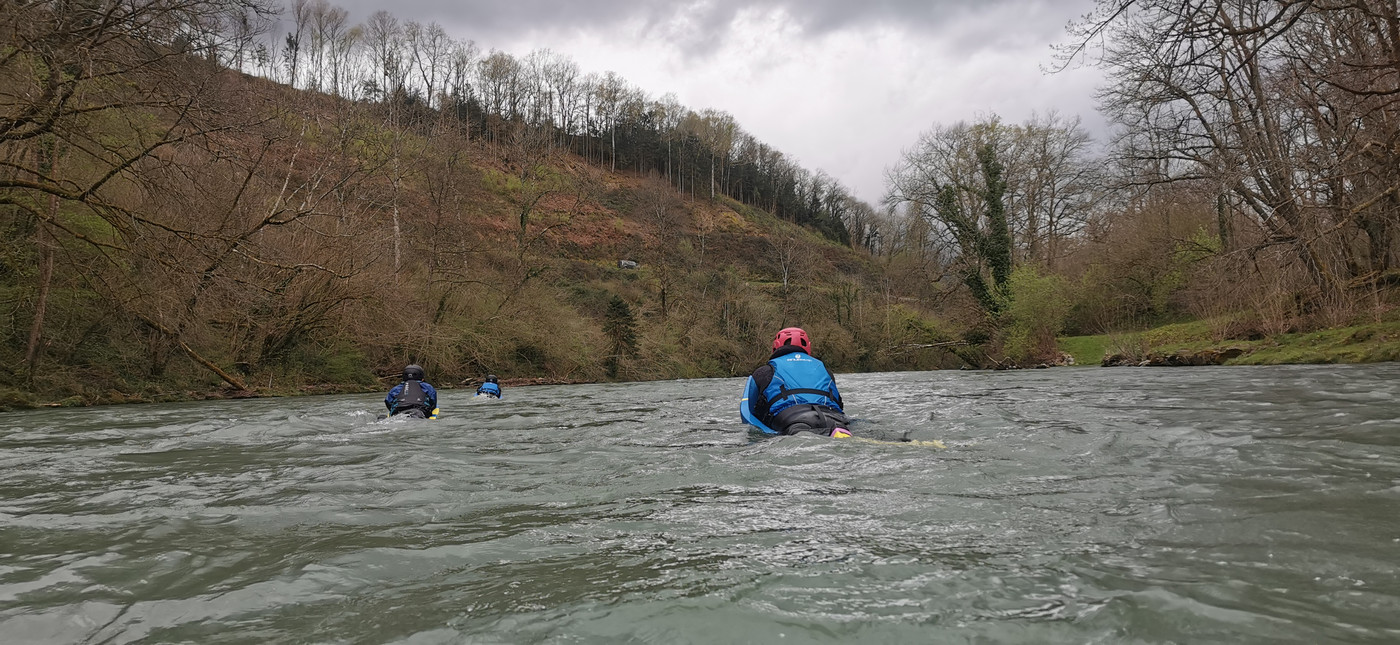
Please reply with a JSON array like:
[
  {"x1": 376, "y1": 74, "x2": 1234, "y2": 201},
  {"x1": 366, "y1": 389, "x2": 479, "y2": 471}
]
[
  {"x1": 0, "y1": 376, "x2": 591, "y2": 412},
  {"x1": 1060, "y1": 319, "x2": 1400, "y2": 367},
  {"x1": 8, "y1": 321, "x2": 1398, "y2": 412}
]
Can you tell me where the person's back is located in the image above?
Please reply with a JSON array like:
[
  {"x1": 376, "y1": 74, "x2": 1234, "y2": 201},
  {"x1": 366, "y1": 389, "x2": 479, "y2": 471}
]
[
  {"x1": 740, "y1": 328, "x2": 850, "y2": 437},
  {"x1": 386, "y1": 364, "x2": 439, "y2": 418},
  {"x1": 476, "y1": 374, "x2": 502, "y2": 399}
]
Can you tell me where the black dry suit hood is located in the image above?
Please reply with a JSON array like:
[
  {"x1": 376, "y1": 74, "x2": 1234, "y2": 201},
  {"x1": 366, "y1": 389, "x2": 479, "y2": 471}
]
[{"x1": 770, "y1": 345, "x2": 809, "y2": 360}]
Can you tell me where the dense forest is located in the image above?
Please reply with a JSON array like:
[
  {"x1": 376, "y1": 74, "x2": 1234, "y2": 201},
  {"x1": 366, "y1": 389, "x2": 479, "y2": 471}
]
[{"x1": 2, "y1": 0, "x2": 1398, "y2": 407}]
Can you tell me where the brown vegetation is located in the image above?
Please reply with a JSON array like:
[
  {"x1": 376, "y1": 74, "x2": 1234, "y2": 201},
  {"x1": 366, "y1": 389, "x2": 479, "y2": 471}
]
[
  {"x1": 1060, "y1": 1, "x2": 1400, "y2": 333},
  {"x1": 0, "y1": 1, "x2": 973, "y2": 407}
]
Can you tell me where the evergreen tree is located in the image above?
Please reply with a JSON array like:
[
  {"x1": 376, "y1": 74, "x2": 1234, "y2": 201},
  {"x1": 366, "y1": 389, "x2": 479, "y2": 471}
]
[{"x1": 603, "y1": 295, "x2": 637, "y2": 378}]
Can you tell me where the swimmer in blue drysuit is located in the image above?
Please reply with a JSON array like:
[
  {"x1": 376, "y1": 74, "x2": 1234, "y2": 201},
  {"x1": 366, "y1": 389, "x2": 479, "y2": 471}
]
[
  {"x1": 475, "y1": 374, "x2": 502, "y2": 399},
  {"x1": 740, "y1": 327, "x2": 851, "y2": 437},
  {"x1": 385, "y1": 364, "x2": 438, "y2": 418}
]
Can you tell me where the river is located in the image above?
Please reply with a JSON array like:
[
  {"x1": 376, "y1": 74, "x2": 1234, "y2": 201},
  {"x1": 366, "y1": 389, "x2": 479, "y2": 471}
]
[{"x1": 3, "y1": 365, "x2": 1400, "y2": 643}]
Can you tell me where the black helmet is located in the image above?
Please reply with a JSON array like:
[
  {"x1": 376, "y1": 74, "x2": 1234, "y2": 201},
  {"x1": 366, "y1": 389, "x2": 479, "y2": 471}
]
[
  {"x1": 485, "y1": 374, "x2": 498, "y2": 384},
  {"x1": 403, "y1": 364, "x2": 425, "y2": 381}
]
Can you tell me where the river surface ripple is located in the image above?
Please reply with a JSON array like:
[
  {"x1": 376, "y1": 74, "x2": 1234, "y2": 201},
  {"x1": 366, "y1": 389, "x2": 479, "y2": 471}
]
[{"x1": 3, "y1": 365, "x2": 1400, "y2": 643}]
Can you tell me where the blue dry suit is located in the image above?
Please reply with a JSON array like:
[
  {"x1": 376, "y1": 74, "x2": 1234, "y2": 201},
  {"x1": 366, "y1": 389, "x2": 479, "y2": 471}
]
[
  {"x1": 476, "y1": 382, "x2": 502, "y2": 398},
  {"x1": 386, "y1": 379, "x2": 438, "y2": 418},
  {"x1": 740, "y1": 345, "x2": 847, "y2": 435}
]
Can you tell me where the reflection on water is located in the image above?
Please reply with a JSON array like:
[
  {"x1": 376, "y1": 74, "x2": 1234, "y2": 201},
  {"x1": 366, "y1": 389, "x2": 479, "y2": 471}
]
[{"x1": 3, "y1": 365, "x2": 1400, "y2": 643}]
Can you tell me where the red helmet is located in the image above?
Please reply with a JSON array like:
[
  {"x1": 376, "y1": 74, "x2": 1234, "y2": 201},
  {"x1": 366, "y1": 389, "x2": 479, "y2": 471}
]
[{"x1": 772, "y1": 327, "x2": 811, "y2": 353}]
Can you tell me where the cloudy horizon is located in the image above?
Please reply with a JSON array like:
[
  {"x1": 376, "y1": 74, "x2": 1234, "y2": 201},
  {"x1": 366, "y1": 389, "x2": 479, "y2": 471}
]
[{"x1": 305, "y1": 0, "x2": 1107, "y2": 204}]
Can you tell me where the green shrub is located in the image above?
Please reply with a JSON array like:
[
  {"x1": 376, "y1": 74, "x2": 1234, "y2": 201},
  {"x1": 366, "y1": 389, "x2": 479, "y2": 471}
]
[
  {"x1": 999, "y1": 265, "x2": 1071, "y2": 363},
  {"x1": 1064, "y1": 264, "x2": 1121, "y2": 335}
]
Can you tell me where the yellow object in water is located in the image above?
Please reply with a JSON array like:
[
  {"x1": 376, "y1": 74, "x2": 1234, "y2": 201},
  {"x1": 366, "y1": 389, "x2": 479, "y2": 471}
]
[
  {"x1": 900, "y1": 438, "x2": 947, "y2": 449},
  {"x1": 831, "y1": 428, "x2": 853, "y2": 439},
  {"x1": 840, "y1": 435, "x2": 946, "y2": 449},
  {"x1": 429, "y1": 407, "x2": 440, "y2": 420}
]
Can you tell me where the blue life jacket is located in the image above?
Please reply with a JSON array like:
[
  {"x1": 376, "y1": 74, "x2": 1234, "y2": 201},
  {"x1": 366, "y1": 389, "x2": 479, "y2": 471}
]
[
  {"x1": 476, "y1": 382, "x2": 501, "y2": 398},
  {"x1": 760, "y1": 351, "x2": 841, "y2": 420}
]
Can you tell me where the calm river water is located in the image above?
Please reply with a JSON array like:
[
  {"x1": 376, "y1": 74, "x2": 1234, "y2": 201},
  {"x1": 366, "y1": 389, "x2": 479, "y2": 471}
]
[{"x1": 3, "y1": 365, "x2": 1400, "y2": 643}]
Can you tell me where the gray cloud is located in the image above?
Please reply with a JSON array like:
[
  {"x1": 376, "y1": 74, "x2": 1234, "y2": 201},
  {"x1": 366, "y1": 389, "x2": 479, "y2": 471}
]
[
  {"x1": 323, "y1": 0, "x2": 1048, "y2": 53},
  {"x1": 302, "y1": 0, "x2": 1102, "y2": 203}
]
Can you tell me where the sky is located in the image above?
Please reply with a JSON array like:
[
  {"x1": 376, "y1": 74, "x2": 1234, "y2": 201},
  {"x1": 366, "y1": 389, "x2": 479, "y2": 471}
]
[{"x1": 326, "y1": 0, "x2": 1107, "y2": 205}]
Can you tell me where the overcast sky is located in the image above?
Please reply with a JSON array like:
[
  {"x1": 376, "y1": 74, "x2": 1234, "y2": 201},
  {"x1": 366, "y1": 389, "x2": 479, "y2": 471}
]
[{"x1": 326, "y1": 0, "x2": 1106, "y2": 204}]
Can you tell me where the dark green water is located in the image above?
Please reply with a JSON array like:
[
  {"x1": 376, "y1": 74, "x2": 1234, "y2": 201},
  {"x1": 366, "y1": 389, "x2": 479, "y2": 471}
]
[{"x1": 3, "y1": 365, "x2": 1400, "y2": 644}]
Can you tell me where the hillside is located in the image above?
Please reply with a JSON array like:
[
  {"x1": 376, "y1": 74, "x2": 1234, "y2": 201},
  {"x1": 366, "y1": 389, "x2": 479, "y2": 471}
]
[{"x1": 0, "y1": 64, "x2": 963, "y2": 409}]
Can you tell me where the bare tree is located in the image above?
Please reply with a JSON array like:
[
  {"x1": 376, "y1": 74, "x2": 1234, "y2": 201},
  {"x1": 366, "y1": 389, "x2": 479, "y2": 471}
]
[
  {"x1": 1014, "y1": 111, "x2": 1099, "y2": 268},
  {"x1": 475, "y1": 50, "x2": 522, "y2": 142},
  {"x1": 363, "y1": 11, "x2": 404, "y2": 102},
  {"x1": 283, "y1": 0, "x2": 310, "y2": 87},
  {"x1": 407, "y1": 21, "x2": 450, "y2": 109},
  {"x1": 323, "y1": 9, "x2": 358, "y2": 98},
  {"x1": 637, "y1": 177, "x2": 686, "y2": 320},
  {"x1": 1068, "y1": 1, "x2": 1346, "y2": 296},
  {"x1": 1284, "y1": 2, "x2": 1400, "y2": 284},
  {"x1": 1, "y1": 0, "x2": 280, "y2": 386},
  {"x1": 444, "y1": 39, "x2": 480, "y2": 130},
  {"x1": 543, "y1": 51, "x2": 581, "y2": 146},
  {"x1": 593, "y1": 72, "x2": 627, "y2": 171}
]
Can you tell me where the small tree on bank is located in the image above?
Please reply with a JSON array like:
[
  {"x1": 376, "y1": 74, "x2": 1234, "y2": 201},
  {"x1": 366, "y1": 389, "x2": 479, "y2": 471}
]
[
  {"x1": 603, "y1": 295, "x2": 637, "y2": 378},
  {"x1": 998, "y1": 265, "x2": 1071, "y2": 364}
]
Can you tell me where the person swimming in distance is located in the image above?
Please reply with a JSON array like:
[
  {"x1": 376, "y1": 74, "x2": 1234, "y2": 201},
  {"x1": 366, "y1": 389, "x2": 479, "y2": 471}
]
[{"x1": 476, "y1": 374, "x2": 502, "y2": 399}]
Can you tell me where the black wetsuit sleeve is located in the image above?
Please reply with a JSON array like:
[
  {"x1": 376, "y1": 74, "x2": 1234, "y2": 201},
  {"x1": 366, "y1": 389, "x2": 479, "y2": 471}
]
[
  {"x1": 750, "y1": 364, "x2": 775, "y2": 423},
  {"x1": 826, "y1": 367, "x2": 843, "y2": 409}
]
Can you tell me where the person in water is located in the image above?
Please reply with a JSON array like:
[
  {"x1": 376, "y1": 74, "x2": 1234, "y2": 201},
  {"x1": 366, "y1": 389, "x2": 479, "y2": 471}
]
[
  {"x1": 385, "y1": 364, "x2": 438, "y2": 418},
  {"x1": 740, "y1": 327, "x2": 851, "y2": 437},
  {"x1": 476, "y1": 374, "x2": 502, "y2": 399}
]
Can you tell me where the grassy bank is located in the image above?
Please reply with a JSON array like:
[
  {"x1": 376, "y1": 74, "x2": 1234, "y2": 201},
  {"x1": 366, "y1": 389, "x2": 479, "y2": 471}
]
[{"x1": 1059, "y1": 319, "x2": 1400, "y2": 367}]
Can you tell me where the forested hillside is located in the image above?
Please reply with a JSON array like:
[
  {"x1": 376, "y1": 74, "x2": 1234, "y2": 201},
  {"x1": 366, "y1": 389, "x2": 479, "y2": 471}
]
[
  {"x1": 0, "y1": 0, "x2": 960, "y2": 407},
  {"x1": 3, "y1": 0, "x2": 1398, "y2": 408}
]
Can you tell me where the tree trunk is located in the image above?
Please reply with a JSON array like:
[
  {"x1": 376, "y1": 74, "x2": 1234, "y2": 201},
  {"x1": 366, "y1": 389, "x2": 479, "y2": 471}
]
[
  {"x1": 136, "y1": 313, "x2": 250, "y2": 391},
  {"x1": 25, "y1": 220, "x2": 55, "y2": 386},
  {"x1": 25, "y1": 141, "x2": 61, "y2": 386},
  {"x1": 392, "y1": 156, "x2": 403, "y2": 274},
  {"x1": 1216, "y1": 193, "x2": 1231, "y2": 251}
]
